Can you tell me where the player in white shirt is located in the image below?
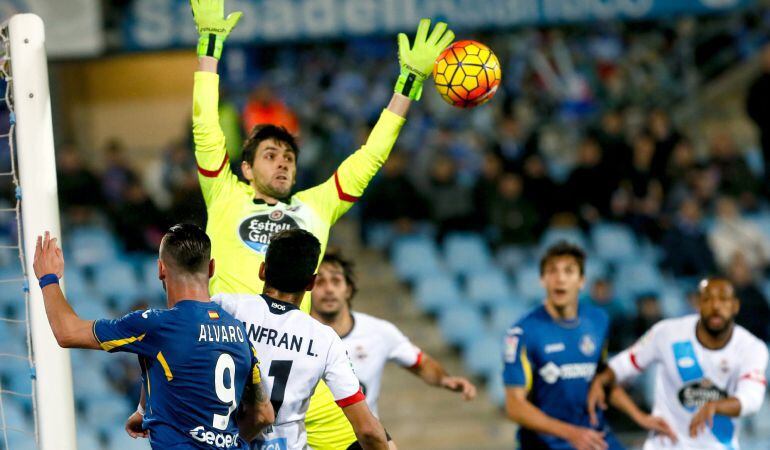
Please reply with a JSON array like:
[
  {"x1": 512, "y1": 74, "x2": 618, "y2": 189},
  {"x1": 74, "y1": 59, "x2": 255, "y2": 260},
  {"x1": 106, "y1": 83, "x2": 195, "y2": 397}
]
[
  {"x1": 588, "y1": 278, "x2": 768, "y2": 450},
  {"x1": 309, "y1": 252, "x2": 476, "y2": 417},
  {"x1": 214, "y1": 230, "x2": 389, "y2": 450}
]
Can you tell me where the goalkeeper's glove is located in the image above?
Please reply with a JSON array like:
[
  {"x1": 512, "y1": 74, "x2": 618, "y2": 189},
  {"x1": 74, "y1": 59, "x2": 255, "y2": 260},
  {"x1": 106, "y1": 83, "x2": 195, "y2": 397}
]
[
  {"x1": 190, "y1": 0, "x2": 242, "y2": 60},
  {"x1": 394, "y1": 18, "x2": 455, "y2": 101}
]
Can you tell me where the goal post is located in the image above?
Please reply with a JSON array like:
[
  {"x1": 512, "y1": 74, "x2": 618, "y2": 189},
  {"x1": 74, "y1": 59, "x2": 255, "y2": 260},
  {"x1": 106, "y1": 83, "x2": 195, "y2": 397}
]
[{"x1": 7, "y1": 13, "x2": 77, "y2": 450}]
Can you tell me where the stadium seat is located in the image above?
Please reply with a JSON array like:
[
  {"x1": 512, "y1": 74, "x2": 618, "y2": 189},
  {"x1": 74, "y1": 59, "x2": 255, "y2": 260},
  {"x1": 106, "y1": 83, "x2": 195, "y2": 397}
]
[
  {"x1": 443, "y1": 232, "x2": 493, "y2": 276},
  {"x1": 109, "y1": 431, "x2": 152, "y2": 450},
  {"x1": 495, "y1": 245, "x2": 530, "y2": 273},
  {"x1": 140, "y1": 255, "x2": 166, "y2": 300},
  {"x1": 538, "y1": 227, "x2": 589, "y2": 255},
  {"x1": 69, "y1": 226, "x2": 120, "y2": 268},
  {"x1": 84, "y1": 396, "x2": 132, "y2": 435},
  {"x1": 77, "y1": 429, "x2": 103, "y2": 450},
  {"x1": 0, "y1": 267, "x2": 25, "y2": 307},
  {"x1": 391, "y1": 236, "x2": 443, "y2": 282},
  {"x1": 465, "y1": 268, "x2": 512, "y2": 310},
  {"x1": 462, "y1": 333, "x2": 503, "y2": 377},
  {"x1": 489, "y1": 303, "x2": 529, "y2": 338},
  {"x1": 613, "y1": 261, "x2": 664, "y2": 300},
  {"x1": 486, "y1": 372, "x2": 506, "y2": 407},
  {"x1": 515, "y1": 266, "x2": 544, "y2": 303},
  {"x1": 591, "y1": 223, "x2": 638, "y2": 264},
  {"x1": 584, "y1": 258, "x2": 609, "y2": 287},
  {"x1": 413, "y1": 274, "x2": 462, "y2": 314},
  {"x1": 659, "y1": 282, "x2": 688, "y2": 318},
  {"x1": 62, "y1": 267, "x2": 91, "y2": 301},
  {"x1": 93, "y1": 260, "x2": 141, "y2": 305},
  {"x1": 437, "y1": 304, "x2": 485, "y2": 348}
]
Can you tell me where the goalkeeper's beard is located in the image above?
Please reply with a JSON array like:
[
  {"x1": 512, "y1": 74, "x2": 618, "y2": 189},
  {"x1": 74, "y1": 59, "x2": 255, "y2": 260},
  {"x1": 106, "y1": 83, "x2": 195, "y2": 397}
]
[{"x1": 253, "y1": 177, "x2": 291, "y2": 200}]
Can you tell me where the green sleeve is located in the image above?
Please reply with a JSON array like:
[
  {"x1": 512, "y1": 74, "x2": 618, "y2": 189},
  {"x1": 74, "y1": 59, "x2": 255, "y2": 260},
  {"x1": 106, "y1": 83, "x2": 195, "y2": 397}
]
[
  {"x1": 295, "y1": 109, "x2": 405, "y2": 225},
  {"x1": 192, "y1": 71, "x2": 241, "y2": 206}
]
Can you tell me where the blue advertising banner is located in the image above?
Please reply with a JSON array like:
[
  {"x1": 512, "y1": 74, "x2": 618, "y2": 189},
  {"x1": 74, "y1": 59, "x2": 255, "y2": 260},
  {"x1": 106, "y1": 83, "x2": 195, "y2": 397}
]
[{"x1": 124, "y1": 0, "x2": 754, "y2": 50}]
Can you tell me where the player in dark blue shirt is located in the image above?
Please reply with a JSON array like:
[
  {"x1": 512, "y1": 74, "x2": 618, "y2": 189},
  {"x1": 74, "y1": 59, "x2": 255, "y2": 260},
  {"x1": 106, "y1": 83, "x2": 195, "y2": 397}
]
[
  {"x1": 503, "y1": 242, "x2": 625, "y2": 450},
  {"x1": 32, "y1": 224, "x2": 274, "y2": 449}
]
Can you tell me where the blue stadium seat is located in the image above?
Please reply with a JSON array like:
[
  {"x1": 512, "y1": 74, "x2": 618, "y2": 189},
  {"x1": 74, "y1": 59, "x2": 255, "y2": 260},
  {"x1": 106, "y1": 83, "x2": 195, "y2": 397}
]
[
  {"x1": 62, "y1": 267, "x2": 91, "y2": 301},
  {"x1": 77, "y1": 429, "x2": 104, "y2": 450},
  {"x1": 465, "y1": 268, "x2": 512, "y2": 310},
  {"x1": 0, "y1": 267, "x2": 25, "y2": 307},
  {"x1": 613, "y1": 261, "x2": 664, "y2": 300},
  {"x1": 93, "y1": 260, "x2": 141, "y2": 305},
  {"x1": 584, "y1": 258, "x2": 609, "y2": 287},
  {"x1": 391, "y1": 236, "x2": 443, "y2": 282},
  {"x1": 69, "y1": 226, "x2": 119, "y2": 268},
  {"x1": 73, "y1": 367, "x2": 114, "y2": 402},
  {"x1": 659, "y1": 283, "x2": 688, "y2": 318},
  {"x1": 84, "y1": 396, "x2": 132, "y2": 435},
  {"x1": 538, "y1": 227, "x2": 589, "y2": 255},
  {"x1": 413, "y1": 274, "x2": 462, "y2": 314},
  {"x1": 462, "y1": 333, "x2": 503, "y2": 377},
  {"x1": 437, "y1": 304, "x2": 485, "y2": 348},
  {"x1": 495, "y1": 245, "x2": 531, "y2": 273},
  {"x1": 515, "y1": 266, "x2": 544, "y2": 303},
  {"x1": 486, "y1": 373, "x2": 506, "y2": 407},
  {"x1": 3, "y1": 357, "x2": 33, "y2": 395},
  {"x1": 140, "y1": 256, "x2": 166, "y2": 300},
  {"x1": 591, "y1": 223, "x2": 638, "y2": 264},
  {"x1": 444, "y1": 232, "x2": 493, "y2": 276},
  {"x1": 489, "y1": 303, "x2": 529, "y2": 338},
  {"x1": 109, "y1": 431, "x2": 152, "y2": 450}
]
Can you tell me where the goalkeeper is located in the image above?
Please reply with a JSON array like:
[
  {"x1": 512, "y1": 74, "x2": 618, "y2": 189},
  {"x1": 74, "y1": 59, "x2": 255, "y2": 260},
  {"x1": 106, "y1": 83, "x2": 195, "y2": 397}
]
[{"x1": 188, "y1": 1, "x2": 454, "y2": 448}]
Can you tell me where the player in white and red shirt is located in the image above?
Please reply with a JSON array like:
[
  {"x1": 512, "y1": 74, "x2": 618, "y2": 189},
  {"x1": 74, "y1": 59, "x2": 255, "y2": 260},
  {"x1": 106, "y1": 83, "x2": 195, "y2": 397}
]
[
  {"x1": 214, "y1": 230, "x2": 388, "y2": 450},
  {"x1": 309, "y1": 252, "x2": 476, "y2": 417},
  {"x1": 588, "y1": 278, "x2": 768, "y2": 450}
]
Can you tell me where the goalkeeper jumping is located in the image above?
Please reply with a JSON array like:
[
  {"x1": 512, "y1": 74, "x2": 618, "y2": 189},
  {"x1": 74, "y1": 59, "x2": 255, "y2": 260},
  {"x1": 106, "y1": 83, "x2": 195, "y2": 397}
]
[{"x1": 188, "y1": 1, "x2": 454, "y2": 448}]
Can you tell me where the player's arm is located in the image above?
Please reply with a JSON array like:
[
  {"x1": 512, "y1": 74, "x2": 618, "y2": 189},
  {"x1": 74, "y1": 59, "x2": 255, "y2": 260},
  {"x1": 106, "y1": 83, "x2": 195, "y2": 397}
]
[
  {"x1": 406, "y1": 353, "x2": 476, "y2": 400},
  {"x1": 502, "y1": 328, "x2": 607, "y2": 450},
  {"x1": 32, "y1": 232, "x2": 99, "y2": 349},
  {"x1": 237, "y1": 345, "x2": 274, "y2": 441},
  {"x1": 690, "y1": 341, "x2": 768, "y2": 437},
  {"x1": 340, "y1": 401, "x2": 388, "y2": 450},
  {"x1": 125, "y1": 385, "x2": 149, "y2": 439},
  {"x1": 190, "y1": 0, "x2": 243, "y2": 205},
  {"x1": 605, "y1": 383, "x2": 677, "y2": 443},
  {"x1": 295, "y1": 19, "x2": 454, "y2": 226}
]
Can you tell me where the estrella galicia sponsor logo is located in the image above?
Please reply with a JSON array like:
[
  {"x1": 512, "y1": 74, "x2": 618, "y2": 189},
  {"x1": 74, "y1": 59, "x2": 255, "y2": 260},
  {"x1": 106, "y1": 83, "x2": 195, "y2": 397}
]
[
  {"x1": 239, "y1": 211, "x2": 300, "y2": 253},
  {"x1": 254, "y1": 437, "x2": 288, "y2": 450},
  {"x1": 189, "y1": 426, "x2": 240, "y2": 448},
  {"x1": 678, "y1": 379, "x2": 728, "y2": 411}
]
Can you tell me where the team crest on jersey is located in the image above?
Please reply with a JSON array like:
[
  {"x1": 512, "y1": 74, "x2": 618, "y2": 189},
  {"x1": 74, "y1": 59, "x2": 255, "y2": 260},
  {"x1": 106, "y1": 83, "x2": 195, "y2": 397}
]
[
  {"x1": 579, "y1": 334, "x2": 596, "y2": 356},
  {"x1": 353, "y1": 345, "x2": 368, "y2": 361},
  {"x1": 678, "y1": 379, "x2": 728, "y2": 411},
  {"x1": 238, "y1": 211, "x2": 301, "y2": 254}
]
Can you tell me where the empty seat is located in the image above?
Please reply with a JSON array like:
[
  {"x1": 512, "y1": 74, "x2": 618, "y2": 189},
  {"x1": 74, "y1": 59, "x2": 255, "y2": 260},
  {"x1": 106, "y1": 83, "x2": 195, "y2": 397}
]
[
  {"x1": 391, "y1": 236, "x2": 443, "y2": 282},
  {"x1": 515, "y1": 266, "x2": 544, "y2": 303},
  {"x1": 438, "y1": 304, "x2": 485, "y2": 348},
  {"x1": 444, "y1": 232, "x2": 493, "y2": 276},
  {"x1": 413, "y1": 274, "x2": 462, "y2": 314},
  {"x1": 93, "y1": 260, "x2": 141, "y2": 304},
  {"x1": 466, "y1": 269, "x2": 512, "y2": 310},
  {"x1": 538, "y1": 227, "x2": 589, "y2": 255},
  {"x1": 69, "y1": 226, "x2": 119, "y2": 268},
  {"x1": 614, "y1": 261, "x2": 664, "y2": 300},
  {"x1": 462, "y1": 333, "x2": 503, "y2": 377},
  {"x1": 591, "y1": 223, "x2": 638, "y2": 264},
  {"x1": 489, "y1": 303, "x2": 529, "y2": 337}
]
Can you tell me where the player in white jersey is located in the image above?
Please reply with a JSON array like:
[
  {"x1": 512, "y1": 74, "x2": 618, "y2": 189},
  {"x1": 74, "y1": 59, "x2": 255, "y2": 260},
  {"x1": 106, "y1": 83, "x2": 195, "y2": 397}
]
[
  {"x1": 588, "y1": 278, "x2": 768, "y2": 450},
  {"x1": 310, "y1": 252, "x2": 476, "y2": 417},
  {"x1": 213, "y1": 230, "x2": 389, "y2": 450}
]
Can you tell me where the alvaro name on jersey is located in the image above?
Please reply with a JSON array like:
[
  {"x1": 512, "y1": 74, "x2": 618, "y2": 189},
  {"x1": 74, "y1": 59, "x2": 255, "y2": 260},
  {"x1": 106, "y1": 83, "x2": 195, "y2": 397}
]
[
  {"x1": 93, "y1": 302, "x2": 261, "y2": 450},
  {"x1": 213, "y1": 293, "x2": 364, "y2": 450},
  {"x1": 609, "y1": 314, "x2": 768, "y2": 450}
]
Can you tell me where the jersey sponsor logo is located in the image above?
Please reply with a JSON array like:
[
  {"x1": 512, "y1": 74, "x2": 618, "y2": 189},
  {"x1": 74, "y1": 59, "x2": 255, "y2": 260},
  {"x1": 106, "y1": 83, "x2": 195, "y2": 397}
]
[
  {"x1": 271, "y1": 302, "x2": 286, "y2": 311},
  {"x1": 544, "y1": 342, "x2": 565, "y2": 354},
  {"x1": 238, "y1": 212, "x2": 300, "y2": 253},
  {"x1": 504, "y1": 334, "x2": 519, "y2": 363},
  {"x1": 141, "y1": 310, "x2": 151, "y2": 319},
  {"x1": 677, "y1": 356, "x2": 696, "y2": 369},
  {"x1": 538, "y1": 361, "x2": 597, "y2": 384},
  {"x1": 254, "y1": 437, "x2": 288, "y2": 450},
  {"x1": 579, "y1": 334, "x2": 596, "y2": 356},
  {"x1": 188, "y1": 426, "x2": 240, "y2": 448},
  {"x1": 678, "y1": 379, "x2": 728, "y2": 411}
]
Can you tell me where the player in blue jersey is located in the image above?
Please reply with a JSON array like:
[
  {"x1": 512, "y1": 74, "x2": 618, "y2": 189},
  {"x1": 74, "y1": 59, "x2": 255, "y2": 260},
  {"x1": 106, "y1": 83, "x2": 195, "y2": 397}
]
[
  {"x1": 32, "y1": 225, "x2": 274, "y2": 449},
  {"x1": 503, "y1": 242, "x2": 673, "y2": 450}
]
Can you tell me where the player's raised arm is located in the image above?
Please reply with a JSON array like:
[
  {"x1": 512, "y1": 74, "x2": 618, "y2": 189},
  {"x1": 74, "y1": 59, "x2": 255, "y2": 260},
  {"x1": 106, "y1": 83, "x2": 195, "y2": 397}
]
[
  {"x1": 190, "y1": 0, "x2": 243, "y2": 204},
  {"x1": 33, "y1": 232, "x2": 99, "y2": 349}
]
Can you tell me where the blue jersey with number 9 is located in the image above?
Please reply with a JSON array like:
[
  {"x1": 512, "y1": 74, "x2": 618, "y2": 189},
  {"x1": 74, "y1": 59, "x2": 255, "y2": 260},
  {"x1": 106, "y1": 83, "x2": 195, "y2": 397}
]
[{"x1": 93, "y1": 300, "x2": 261, "y2": 449}]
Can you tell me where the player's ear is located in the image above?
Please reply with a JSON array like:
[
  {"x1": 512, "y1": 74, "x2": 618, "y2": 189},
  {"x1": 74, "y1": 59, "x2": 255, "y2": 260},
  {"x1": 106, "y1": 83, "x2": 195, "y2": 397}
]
[
  {"x1": 258, "y1": 262, "x2": 266, "y2": 281},
  {"x1": 208, "y1": 259, "x2": 215, "y2": 279},
  {"x1": 305, "y1": 274, "x2": 317, "y2": 292},
  {"x1": 157, "y1": 258, "x2": 166, "y2": 281},
  {"x1": 241, "y1": 160, "x2": 254, "y2": 181}
]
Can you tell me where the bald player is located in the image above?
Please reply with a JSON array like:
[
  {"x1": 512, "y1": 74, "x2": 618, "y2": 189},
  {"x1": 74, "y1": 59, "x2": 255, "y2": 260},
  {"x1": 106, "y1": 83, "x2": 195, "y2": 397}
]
[{"x1": 588, "y1": 278, "x2": 768, "y2": 449}]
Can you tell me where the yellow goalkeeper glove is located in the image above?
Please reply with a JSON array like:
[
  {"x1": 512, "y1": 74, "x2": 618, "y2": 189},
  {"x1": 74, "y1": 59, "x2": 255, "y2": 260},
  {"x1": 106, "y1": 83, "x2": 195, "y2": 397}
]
[
  {"x1": 394, "y1": 18, "x2": 455, "y2": 101},
  {"x1": 190, "y1": 0, "x2": 242, "y2": 60}
]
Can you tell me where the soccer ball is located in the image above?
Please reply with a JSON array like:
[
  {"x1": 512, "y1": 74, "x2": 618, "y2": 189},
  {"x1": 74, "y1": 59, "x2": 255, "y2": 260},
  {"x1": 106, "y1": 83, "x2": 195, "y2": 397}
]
[{"x1": 433, "y1": 40, "x2": 501, "y2": 108}]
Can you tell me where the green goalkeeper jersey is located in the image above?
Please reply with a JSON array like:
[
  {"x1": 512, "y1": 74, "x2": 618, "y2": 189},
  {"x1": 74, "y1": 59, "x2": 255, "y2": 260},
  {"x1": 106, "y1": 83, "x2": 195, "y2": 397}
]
[{"x1": 193, "y1": 70, "x2": 404, "y2": 313}]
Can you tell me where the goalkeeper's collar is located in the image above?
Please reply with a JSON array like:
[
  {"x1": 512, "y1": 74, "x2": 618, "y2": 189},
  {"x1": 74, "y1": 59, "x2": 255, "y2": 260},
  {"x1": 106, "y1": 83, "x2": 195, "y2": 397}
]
[{"x1": 253, "y1": 196, "x2": 291, "y2": 207}]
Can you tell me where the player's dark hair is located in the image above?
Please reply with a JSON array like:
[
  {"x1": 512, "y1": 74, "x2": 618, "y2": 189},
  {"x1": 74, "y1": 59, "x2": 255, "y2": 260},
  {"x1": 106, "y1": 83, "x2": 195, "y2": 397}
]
[
  {"x1": 539, "y1": 241, "x2": 586, "y2": 276},
  {"x1": 264, "y1": 229, "x2": 320, "y2": 293},
  {"x1": 321, "y1": 251, "x2": 358, "y2": 305},
  {"x1": 161, "y1": 223, "x2": 211, "y2": 275},
  {"x1": 242, "y1": 124, "x2": 299, "y2": 165}
]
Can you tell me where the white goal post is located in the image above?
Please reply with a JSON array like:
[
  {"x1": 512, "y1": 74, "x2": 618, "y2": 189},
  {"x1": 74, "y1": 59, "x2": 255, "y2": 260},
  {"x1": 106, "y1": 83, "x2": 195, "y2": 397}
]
[{"x1": 7, "y1": 13, "x2": 77, "y2": 450}]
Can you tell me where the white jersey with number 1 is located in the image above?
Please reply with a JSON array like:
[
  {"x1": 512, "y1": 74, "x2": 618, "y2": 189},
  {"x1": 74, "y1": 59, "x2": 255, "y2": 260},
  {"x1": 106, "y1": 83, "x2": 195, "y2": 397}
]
[
  {"x1": 213, "y1": 293, "x2": 364, "y2": 450},
  {"x1": 342, "y1": 311, "x2": 422, "y2": 417},
  {"x1": 609, "y1": 314, "x2": 768, "y2": 450}
]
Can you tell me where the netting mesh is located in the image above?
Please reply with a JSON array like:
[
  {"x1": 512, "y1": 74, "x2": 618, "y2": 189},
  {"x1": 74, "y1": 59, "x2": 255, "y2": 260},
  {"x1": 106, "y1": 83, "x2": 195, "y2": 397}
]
[{"x1": 0, "y1": 22, "x2": 40, "y2": 450}]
